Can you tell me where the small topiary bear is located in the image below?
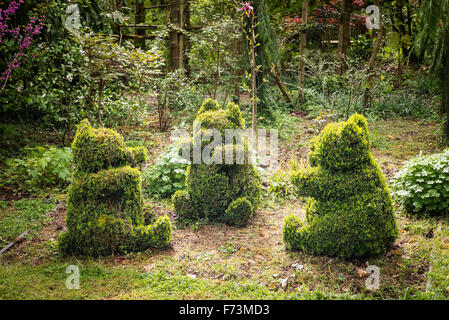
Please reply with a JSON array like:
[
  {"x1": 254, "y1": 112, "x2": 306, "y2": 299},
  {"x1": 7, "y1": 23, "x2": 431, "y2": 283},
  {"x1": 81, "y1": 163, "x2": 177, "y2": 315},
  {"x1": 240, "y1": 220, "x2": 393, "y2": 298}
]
[
  {"x1": 283, "y1": 114, "x2": 398, "y2": 258},
  {"x1": 172, "y1": 99, "x2": 262, "y2": 227},
  {"x1": 58, "y1": 119, "x2": 172, "y2": 256}
]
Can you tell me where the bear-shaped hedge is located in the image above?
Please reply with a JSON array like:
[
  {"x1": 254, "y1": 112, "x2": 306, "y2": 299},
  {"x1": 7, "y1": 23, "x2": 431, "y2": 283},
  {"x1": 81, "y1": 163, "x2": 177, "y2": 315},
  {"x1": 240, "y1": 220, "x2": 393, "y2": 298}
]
[
  {"x1": 283, "y1": 114, "x2": 398, "y2": 258},
  {"x1": 172, "y1": 99, "x2": 262, "y2": 227},
  {"x1": 58, "y1": 119, "x2": 172, "y2": 256}
]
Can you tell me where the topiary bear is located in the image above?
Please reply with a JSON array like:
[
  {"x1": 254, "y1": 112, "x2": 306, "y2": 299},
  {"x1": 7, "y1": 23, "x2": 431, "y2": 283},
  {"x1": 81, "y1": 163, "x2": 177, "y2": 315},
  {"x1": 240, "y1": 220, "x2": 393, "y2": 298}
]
[
  {"x1": 172, "y1": 99, "x2": 262, "y2": 227},
  {"x1": 58, "y1": 119, "x2": 172, "y2": 256},
  {"x1": 283, "y1": 114, "x2": 398, "y2": 258}
]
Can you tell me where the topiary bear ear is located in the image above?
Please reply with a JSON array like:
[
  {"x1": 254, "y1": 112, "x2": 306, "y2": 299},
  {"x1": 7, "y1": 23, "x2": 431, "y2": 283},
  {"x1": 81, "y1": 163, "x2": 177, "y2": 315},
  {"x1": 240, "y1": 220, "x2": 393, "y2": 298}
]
[
  {"x1": 226, "y1": 101, "x2": 245, "y2": 129},
  {"x1": 198, "y1": 99, "x2": 220, "y2": 115},
  {"x1": 348, "y1": 114, "x2": 369, "y2": 138},
  {"x1": 341, "y1": 118, "x2": 370, "y2": 154}
]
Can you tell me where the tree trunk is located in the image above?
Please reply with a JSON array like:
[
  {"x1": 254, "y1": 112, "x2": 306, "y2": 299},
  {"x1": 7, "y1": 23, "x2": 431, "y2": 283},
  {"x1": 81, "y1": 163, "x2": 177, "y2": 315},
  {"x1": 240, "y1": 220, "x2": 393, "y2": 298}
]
[
  {"x1": 364, "y1": 0, "x2": 384, "y2": 109},
  {"x1": 271, "y1": 63, "x2": 292, "y2": 103},
  {"x1": 337, "y1": 0, "x2": 352, "y2": 76},
  {"x1": 232, "y1": 11, "x2": 242, "y2": 102},
  {"x1": 169, "y1": 0, "x2": 183, "y2": 70},
  {"x1": 298, "y1": 0, "x2": 309, "y2": 106},
  {"x1": 134, "y1": 0, "x2": 146, "y2": 48},
  {"x1": 183, "y1": 0, "x2": 191, "y2": 75},
  {"x1": 442, "y1": 30, "x2": 449, "y2": 139},
  {"x1": 250, "y1": 14, "x2": 257, "y2": 145}
]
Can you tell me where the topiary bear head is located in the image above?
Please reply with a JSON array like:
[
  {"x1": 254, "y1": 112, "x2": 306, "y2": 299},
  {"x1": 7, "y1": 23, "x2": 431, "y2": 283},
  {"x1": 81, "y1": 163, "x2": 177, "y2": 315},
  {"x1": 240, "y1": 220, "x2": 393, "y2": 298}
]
[
  {"x1": 309, "y1": 114, "x2": 372, "y2": 171},
  {"x1": 195, "y1": 99, "x2": 245, "y2": 134},
  {"x1": 72, "y1": 119, "x2": 148, "y2": 175}
]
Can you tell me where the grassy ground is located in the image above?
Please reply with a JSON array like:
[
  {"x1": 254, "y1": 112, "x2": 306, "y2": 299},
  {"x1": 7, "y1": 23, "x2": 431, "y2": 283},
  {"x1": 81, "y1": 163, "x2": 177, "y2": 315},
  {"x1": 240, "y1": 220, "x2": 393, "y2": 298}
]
[{"x1": 0, "y1": 117, "x2": 448, "y2": 300}]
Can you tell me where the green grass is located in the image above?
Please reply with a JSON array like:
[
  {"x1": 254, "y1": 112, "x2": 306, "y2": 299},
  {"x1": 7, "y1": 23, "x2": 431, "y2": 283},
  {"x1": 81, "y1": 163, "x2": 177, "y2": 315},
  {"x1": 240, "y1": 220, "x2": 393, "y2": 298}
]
[
  {"x1": 0, "y1": 199, "x2": 55, "y2": 247},
  {"x1": 0, "y1": 258, "x2": 366, "y2": 300}
]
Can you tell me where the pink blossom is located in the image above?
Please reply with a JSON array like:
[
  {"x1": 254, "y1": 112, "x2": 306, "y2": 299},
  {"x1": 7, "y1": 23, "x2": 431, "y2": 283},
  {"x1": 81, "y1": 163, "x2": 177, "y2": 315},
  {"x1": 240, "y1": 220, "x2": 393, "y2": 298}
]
[
  {"x1": 237, "y1": 2, "x2": 253, "y2": 18},
  {"x1": 0, "y1": 0, "x2": 44, "y2": 82}
]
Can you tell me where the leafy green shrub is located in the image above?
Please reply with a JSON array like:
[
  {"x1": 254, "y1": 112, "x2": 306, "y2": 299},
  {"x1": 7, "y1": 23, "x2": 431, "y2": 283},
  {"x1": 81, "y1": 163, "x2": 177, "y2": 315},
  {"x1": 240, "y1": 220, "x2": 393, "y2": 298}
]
[
  {"x1": 224, "y1": 198, "x2": 253, "y2": 227},
  {"x1": 58, "y1": 119, "x2": 172, "y2": 256},
  {"x1": 3, "y1": 146, "x2": 72, "y2": 191},
  {"x1": 172, "y1": 99, "x2": 262, "y2": 227},
  {"x1": 142, "y1": 142, "x2": 188, "y2": 199},
  {"x1": 391, "y1": 149, "x2": 449, "y2": 216},
  {"x1": 152, "y1": 70, "x2": 199, "y2": 131},
  {"x1": 300, "y1": 51, "x2": 438, "y2": 121},
  {"x1": 0, "y1": 124, "x2": 21, "y2": 158},
  {"x1": 349, "y1": 34, "x2": 373, "y2": 61},
  {"x1": 172, "y1": 190, "x2": 196, "y2": 221},
  {"x1": 268, "y1": 155, "x2": 300, "y2": 202},
  {"x1": 283, "y1": 114, "x2": 398, "y2": 258},
  {"x1": 1, "y1": 29, "x2": 160, "y2": 141}
]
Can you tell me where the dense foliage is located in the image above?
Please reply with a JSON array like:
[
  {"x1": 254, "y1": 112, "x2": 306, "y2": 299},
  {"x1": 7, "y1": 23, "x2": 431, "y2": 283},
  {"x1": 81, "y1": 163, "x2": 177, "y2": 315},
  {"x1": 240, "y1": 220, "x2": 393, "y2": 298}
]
[
  {"x1": 172, "y1": 99, "x2": 262, "y2": 227},
  {"x1": 142, "y1": 141, "x2": 188, "y2": 199},
  {"x1": 391, "y1": 149, "x2": 449, "y2": 216},
  {"x1": 58, "y1": 120, "x2": 171, "y2": 256},
  {"x1": 283, "y1": 114, "x2": 398, "y2": 258},
  {"x1": 2, "y1": 146, "x2": 72, "y2": 191}
]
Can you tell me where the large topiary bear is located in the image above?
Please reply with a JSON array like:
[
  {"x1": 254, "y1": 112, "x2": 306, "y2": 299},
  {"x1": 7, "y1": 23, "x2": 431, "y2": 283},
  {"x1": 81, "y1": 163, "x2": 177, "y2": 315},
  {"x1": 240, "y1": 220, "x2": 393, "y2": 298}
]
[
  {"x1": 172, "y1": 99, "x2": 262, "y2": 227},
  {"x1": 283, "y1": 114, "x2": 398, "y2": 258},
  {"x1": 58, "y1": 120, "x2": 172, "y2": 256}
]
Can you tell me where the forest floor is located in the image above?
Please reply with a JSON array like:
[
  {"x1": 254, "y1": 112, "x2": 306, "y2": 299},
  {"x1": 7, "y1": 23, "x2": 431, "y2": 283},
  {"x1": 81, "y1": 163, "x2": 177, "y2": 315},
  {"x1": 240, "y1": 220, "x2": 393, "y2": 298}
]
[{"x1": 1, "y1": 116, "x2": 449, "y2": 300}]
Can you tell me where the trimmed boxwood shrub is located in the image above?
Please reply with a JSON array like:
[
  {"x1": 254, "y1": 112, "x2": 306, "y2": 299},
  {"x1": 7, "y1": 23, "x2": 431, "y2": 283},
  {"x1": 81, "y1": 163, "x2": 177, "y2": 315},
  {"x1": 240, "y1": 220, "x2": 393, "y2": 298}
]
[
  {"x1": 283, "y1": 114, "x2": 398, "y2": 259},
  {"x1": 172, "y1": 99, "x2": 262, "y2": 227},
  {"x1": 391, "y1": 149, "x2": 449, "y2": 216},
  {"x1": 58, "y1": 119, "x2": 172, "y2": 256},
  {"x1": 225, "y1": 198, "x2": 254, "y2": 227}
]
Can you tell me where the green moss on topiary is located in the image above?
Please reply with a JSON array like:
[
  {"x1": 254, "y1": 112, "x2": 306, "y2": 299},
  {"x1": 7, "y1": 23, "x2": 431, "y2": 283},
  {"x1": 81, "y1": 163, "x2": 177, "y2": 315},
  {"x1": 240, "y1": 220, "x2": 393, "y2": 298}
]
[
  {"x1": 283, "y1": 114, "x2": 398, "y2": 259},
  {"x1": 58, "y1": 120, "x2": 171, "y2": 256},
  {"x1": 172, "y1": 100, "x2": 262, "y2": 227}
]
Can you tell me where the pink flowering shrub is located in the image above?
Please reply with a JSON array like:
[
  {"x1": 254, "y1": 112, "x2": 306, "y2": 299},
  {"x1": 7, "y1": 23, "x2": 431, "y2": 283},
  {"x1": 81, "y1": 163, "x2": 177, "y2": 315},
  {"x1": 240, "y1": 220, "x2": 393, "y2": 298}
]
[{"x1": 0, "y1": 0, "x2": 44, "y2": 85}]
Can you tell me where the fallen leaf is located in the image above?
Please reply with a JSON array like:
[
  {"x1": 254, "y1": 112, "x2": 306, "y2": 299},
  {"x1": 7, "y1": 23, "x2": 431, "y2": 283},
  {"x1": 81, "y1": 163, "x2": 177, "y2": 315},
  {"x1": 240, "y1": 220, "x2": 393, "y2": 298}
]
[{"x1": 356, "y1": 268, "x2": 368, "y2": 278}]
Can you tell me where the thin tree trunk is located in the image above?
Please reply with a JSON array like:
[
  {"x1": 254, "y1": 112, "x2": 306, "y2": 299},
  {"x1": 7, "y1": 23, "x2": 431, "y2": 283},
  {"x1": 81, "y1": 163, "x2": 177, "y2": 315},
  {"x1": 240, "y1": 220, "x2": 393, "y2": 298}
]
[
  {"x1": 443, "y1": 60, "x2": 449, "y2": 138},
  {"x1": 271, "y1": 63, "x2": 292, "y2": 103},
  {"x1": 232, "y1": 11, "x2": 242, "y2": 102},
  {"x1": 183, "y1": 0, "x2": 191, "y2": 75},
  {"x1": 364, "y1": 0, "x2": 384, "y2": 108},
  {"x1": 337, "y1": 0, "x2": 351, "y2": 76},
  {"x1": 250, "y1": 13, "x2": 257, "y2": 145},
  {"x1": 298, "y1": 0, "x2": 309, "y2": 106},
  {"x1": 440, "y1": 43, "x2": 448, "y2": 117},
  {"x1": 169, "y1": 0, "x2": 183, "y2": 70},
  {"x1": 134, "y1": 0, "x2": 146, "y2": 48}
]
